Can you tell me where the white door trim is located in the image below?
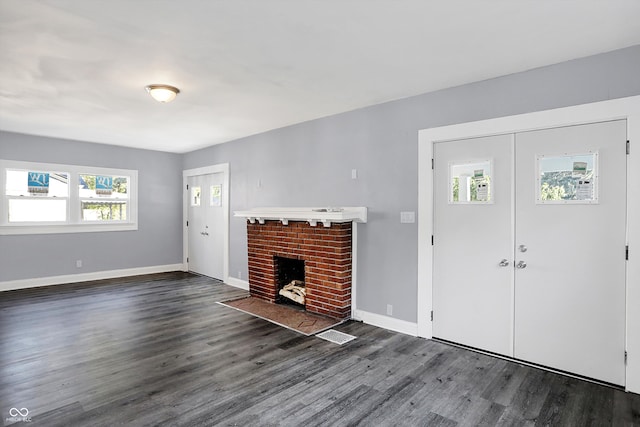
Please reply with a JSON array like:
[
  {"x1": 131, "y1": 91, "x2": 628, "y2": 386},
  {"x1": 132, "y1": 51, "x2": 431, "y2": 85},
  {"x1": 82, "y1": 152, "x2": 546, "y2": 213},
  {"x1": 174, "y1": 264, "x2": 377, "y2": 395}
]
[
  {"x1": 418, "y1": 95, "x2": 640, "y2": 393},
  {"x1": 183, "y1": 164, "x2": 230, "y2": 283}
]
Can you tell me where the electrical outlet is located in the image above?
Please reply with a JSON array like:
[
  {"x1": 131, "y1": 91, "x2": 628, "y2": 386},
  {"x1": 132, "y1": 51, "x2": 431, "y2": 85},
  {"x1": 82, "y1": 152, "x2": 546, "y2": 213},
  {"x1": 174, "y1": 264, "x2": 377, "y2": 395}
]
[
  {"x1": 76, "y1": 260, "x2": 82, "y2": 268},
  {"x1": 386, "y1": 304, "x2": 393, "y2": 316}
]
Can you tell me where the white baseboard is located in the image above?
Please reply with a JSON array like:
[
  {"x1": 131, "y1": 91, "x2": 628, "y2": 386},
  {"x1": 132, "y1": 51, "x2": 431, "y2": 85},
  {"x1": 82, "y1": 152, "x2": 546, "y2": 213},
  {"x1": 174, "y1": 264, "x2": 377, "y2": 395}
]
[
  {"x1": 224, "y1": 276, "x2": 249, "y2": 291},
  {"x1": 353, "y1": 309, "x2": 418, "y2": 337},
  {"x1": 0, "y1": 264, "x2": 185, "y2": 292}
]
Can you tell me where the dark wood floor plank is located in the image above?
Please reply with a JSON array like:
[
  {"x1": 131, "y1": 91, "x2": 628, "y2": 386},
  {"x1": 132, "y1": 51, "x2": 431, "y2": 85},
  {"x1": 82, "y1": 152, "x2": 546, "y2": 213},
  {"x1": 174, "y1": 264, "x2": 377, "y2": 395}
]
[
  {"x1": 1, "y1": 271, "x2": 639, "y2": 426},
  {"x1": 222, "y1": 355, "x2": 366, "y2": 425},
  {"x1": 349, "y1": 375, "x2": 429, "y2": 425},
  {"x1": 613, "y1": 389, "x2": 640, "y2": 426},
  {"x1": 297, "y1": 383, "x2": 383, "y2": 427},
  {"x1": 570, "y1": 380, "x2": 615, "y2": 426},
  {"x1": 481, "y1": 361, "x2": 528, "y2": 406},
  {"x1": 496, "y1": 365, "x2": 554, "y2": 424}
]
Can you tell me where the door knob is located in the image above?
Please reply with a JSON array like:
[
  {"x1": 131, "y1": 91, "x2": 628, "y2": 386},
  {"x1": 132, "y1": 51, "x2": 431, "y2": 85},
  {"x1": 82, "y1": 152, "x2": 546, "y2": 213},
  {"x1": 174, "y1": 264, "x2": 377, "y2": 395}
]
[
  {"x1": 518, "y1": 245, "x2": 527, "y2": 253},
  {"x1": 499, "y1": 259, "x2": 510, "y2": 267},
  {"x1": 516, "y1": 260, "x2": 527, "y2": 269}
]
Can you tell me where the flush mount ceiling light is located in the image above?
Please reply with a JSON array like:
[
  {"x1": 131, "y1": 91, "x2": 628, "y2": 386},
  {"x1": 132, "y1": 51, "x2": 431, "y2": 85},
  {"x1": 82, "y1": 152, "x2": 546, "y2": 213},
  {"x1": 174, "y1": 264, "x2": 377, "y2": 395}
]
[{"x1": 145, "y1": 84, "x2": 180, "y2": 103}]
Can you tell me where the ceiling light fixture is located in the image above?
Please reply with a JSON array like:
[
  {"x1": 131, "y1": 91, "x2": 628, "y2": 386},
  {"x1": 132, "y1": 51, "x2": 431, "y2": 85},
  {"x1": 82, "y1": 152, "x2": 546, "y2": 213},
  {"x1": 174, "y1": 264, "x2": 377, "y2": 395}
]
[{"x1": 145, "y1": 84, "x2": 180, "y2": 103}]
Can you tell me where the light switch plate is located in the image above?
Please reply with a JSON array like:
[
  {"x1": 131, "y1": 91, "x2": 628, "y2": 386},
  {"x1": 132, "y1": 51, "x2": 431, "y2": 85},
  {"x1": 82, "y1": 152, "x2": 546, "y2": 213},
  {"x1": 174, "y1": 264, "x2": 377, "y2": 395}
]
[{"x1": 400, "y1": 211, "x2": 415, "y2": 223}]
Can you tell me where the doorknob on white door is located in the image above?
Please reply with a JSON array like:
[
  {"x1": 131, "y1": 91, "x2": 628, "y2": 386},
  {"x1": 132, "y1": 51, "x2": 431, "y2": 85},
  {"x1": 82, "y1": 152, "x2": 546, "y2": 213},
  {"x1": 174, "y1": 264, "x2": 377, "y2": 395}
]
[
  {"x1": 499, "y1": 259, "x2": 510, "y2": 267},
  {"x1": 516, "y1": 260, "x2": 527, "y2": 269},
  {"x1": 518, "y1": 245, "x2": 527, "y2": 253}
]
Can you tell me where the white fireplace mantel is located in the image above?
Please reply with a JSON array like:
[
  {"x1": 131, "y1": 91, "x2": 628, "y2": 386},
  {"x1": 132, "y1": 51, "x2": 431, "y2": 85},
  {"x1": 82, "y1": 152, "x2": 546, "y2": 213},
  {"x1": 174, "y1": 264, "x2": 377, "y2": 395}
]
[{"x1": 234, "y1": 207, "x2": 367, "y2": 228}]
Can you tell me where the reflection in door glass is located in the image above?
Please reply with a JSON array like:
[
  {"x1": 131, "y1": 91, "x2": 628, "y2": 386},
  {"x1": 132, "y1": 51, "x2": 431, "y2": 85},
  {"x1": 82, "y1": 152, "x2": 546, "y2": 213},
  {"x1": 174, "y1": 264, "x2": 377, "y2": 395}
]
[
  {"x1": 537, "y1": 153, "x2": 598, "y2": 203},
  {"x1": 210, "y1": 184, "x2": 221, "y2": 206},
  {"x1": 191, "y1": 186, "x2": 201, "y2": 206},
  {"x1": 449, "y1": 160, "x2": 492, "y2": 204}
]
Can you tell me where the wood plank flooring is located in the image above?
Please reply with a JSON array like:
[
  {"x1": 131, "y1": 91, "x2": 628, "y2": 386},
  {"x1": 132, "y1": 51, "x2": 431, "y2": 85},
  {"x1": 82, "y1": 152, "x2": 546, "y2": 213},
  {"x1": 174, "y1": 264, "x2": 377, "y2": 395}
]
[{"x1": 1, "y1": 272, "x2": 638, "y2": 426}]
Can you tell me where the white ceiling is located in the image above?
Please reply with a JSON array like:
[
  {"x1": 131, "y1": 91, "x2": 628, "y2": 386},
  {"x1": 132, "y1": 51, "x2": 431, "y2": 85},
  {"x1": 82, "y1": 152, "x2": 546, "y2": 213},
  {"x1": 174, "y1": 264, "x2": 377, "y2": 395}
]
[{"x1": 1, "y1": 1, "x2": 639, "y2": 154}]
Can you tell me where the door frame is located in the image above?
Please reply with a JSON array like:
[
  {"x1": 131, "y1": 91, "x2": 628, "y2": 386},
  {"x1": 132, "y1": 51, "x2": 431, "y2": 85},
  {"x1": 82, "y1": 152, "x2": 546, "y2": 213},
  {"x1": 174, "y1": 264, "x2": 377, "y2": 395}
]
[
  {"x1": 183, "y1": 163, "x2": 230, "y2": 282},
  {"x1": 418, "y1": 95, "x2": 640, "y2": 393}
]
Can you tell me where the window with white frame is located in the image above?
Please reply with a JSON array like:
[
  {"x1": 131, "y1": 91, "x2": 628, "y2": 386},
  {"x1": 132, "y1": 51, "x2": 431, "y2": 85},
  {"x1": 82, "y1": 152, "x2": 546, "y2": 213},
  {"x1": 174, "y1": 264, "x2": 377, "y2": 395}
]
[
  {"x1": 79, "y1": 174, "x2": 130, "y2": 221},
  {"x1": 1, "y1": 160, "x2": 138, "y2": 234}
]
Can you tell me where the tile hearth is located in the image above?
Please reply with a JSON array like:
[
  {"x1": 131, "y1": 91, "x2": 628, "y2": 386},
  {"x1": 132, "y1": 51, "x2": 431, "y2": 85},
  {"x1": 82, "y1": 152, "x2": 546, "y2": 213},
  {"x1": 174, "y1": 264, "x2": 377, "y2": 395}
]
[{"x1": 220, "y1": 296, "x2": 344, "y2": 335}]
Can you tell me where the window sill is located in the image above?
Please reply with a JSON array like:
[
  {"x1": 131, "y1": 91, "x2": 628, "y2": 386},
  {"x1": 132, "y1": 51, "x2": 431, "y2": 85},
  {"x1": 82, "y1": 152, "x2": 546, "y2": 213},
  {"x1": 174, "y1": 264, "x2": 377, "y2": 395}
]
[{"x1": 0, "y1": 223, "x2": 138, "y2": 235}]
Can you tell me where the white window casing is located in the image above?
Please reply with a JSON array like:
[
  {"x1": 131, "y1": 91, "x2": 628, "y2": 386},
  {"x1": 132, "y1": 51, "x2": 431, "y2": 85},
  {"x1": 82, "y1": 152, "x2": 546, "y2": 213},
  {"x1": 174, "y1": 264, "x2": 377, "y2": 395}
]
[{"x1": 0, "y1": 160, "x2": 138, "y2": 235}]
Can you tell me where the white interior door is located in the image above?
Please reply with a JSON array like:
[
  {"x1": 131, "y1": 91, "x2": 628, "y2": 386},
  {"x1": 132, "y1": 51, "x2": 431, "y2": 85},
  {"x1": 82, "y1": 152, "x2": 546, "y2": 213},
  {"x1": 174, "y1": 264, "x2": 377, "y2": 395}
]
[
  {"x1": 514, "y1": 120, "x2": 627, "y2": 385},
  {"x1": 187, "y1": 173, "x2": 224, "y2": 280},
  {"x1": 432, "y1": 120, "x2": 627, "y2": 385},
  {"x1": 433, "y1": 134, "x2": 514, "y2": 356}
]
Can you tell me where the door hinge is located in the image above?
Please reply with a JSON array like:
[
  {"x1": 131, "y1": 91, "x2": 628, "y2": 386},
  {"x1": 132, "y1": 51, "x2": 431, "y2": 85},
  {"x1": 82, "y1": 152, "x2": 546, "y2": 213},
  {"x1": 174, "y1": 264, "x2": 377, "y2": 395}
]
[
  {"x1": 431, "y1": 235, "x2": 434, "y2": 246},
  {"x1": 431, "y1": 158, "x2": 434, "y2": 170},
  {"x1": 431, "y1": 310, "x2": 434, "y2": 322},
  {"x1": 186, "y1": 221, "x2": 189, "y2": 227},
  {"x1": 627, "y1": 140, "x2": 630, "y2": 155},
  {"x1": 625, "y1": 350, "x2": 628, "y2": 364},
  {"x1": 626, "y1": 245, "x2": 629, "y2": 261},
  {"x1": 186, "y1": 184, "x2": 189, "y2": 190},
  {"x1": 187, "y1": 257, "x2": 189, "y2": 263}
]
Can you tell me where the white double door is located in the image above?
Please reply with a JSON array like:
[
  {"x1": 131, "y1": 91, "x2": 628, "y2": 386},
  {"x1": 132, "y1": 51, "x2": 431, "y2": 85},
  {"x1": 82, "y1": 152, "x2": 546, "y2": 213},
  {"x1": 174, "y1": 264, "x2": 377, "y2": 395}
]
[
  {"x1": 433, "y1": 120, "x2": 627, "y2": 385},
  {"x1": 187, "y1": 173, "x2": 224, "y2": 280}
]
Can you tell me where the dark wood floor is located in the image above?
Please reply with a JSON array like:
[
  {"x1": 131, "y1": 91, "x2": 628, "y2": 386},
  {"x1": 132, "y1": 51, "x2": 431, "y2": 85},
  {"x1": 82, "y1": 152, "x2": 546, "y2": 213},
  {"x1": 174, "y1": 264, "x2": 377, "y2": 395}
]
[{"x1": 1, "y1": 272, "x2": 638, "y2": 426}]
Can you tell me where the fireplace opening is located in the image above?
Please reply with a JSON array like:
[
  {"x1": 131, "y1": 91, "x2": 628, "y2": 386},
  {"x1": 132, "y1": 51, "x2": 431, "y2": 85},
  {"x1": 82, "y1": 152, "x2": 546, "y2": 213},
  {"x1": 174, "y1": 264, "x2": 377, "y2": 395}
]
[{"x1": 274, "y1": 256, "x2": 305, "y2": 308}]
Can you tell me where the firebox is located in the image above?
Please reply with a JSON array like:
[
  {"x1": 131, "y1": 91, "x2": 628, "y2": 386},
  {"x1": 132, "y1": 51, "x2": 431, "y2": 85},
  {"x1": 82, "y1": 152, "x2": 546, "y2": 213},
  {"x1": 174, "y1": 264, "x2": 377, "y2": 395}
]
[{"x1": 274, "y1": 256, "x2": 305, "y2": 307}]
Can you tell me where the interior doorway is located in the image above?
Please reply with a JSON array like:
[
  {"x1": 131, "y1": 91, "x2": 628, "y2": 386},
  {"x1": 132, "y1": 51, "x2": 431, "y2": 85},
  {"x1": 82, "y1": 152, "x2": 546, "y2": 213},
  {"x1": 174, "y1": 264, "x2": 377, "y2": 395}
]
[
  {"x1": 183, "y1": 164, "x2": 229, "y2": 282},
  {"x1": 431, "y1": 120, "x2": 627, "y2": 385}
]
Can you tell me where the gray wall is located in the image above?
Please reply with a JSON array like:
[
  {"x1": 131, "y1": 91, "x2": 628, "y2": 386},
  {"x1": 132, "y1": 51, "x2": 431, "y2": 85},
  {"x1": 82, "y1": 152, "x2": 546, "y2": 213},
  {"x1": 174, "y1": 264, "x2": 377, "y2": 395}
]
[
  {"x1": 0, "y1": 132, "x2": 183, "y2": 281},
  {"x1": 183, "y1": 45, "x2": 640, "y2": 323},
  {"x1": 1, "y1": 46, "x2": 638, "y2": 322}
]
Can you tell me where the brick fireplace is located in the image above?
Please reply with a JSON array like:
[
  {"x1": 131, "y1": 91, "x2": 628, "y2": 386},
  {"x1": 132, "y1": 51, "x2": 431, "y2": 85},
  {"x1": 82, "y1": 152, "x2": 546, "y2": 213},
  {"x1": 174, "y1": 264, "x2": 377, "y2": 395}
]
[
  {"x1": 247, "y1": 221, "x2": 352, "y2": 319},
  {"x1": 236, "y1": 207, "x2": 367, "y2": 321}
]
